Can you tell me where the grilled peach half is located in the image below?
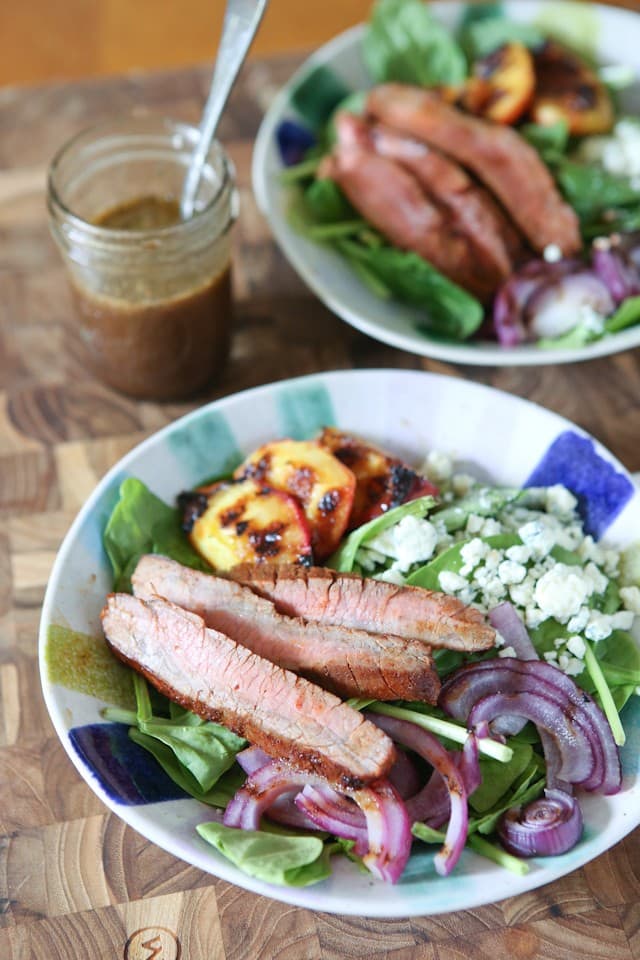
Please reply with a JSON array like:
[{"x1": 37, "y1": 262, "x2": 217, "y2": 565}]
[
  {"x1": 182, "y1": 478, "x2": 313, "y2": 571},
  {"x1": 234, "y1": 440, "x2": 356, "y2": 559},
  {"x1": 319, "y1": 427, "x2": 438, "y2": 530},
  {"x1": 465, "y1": 42, "x2": 536, "y2": 125},
  {"x1": 531, "y1": 41, "x2": 614, "y2": 135}
]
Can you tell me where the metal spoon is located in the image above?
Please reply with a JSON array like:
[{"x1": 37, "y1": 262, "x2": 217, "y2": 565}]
[{"x1": 181, "y1": 0, "x2": 269, "y2": 220}]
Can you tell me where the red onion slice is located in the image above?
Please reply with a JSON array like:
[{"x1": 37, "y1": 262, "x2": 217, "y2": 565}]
[
  {"x1": 295, "y1": 785, "x2": 368, "y2": 855},
  {"x1": 388, "y1": 747, "x2": 422, "y2": 799},
  {"x1": 467, "y1": 690, "x2": 596, "y2": 784},
  {"x1": 492, "y1": 259, "x2": 580, "y2": 346},
  {"x1": 236, "y1": 745, "x2": 271, "y2": 775},
  {"x1": 488, "y1": 603, "x2": 538, "y2": 736},
  {"x1": 349, "y1": 780, "x2": 412, "y2": 883},
  {"x1": 225, "y1": 759, "x2": 411, "y2": 883},
  {"x1": 489, "y1": 603, "x2": 539, "y2": 661},
  {"x1": 439, "y1": 659, "x2": 621, "y2": 794},
  {"x1": 406, "y1": 731, "x2": 482, "y2": 829},
  {"x1": 224, "y1": 760, "x2": 327, "y2": 830},
  {"x1": 369, "y1": 712, "x2": 469, "y2": 876},
  {"x1": 526, "y1": 272, "x2": 614, "y2": 340},
  {"x1": 498, "y1": 789, "x2": 583, "y2": 857},
  {"x1": 593, "y1": 237, "x2": 640, "y2": 304}
]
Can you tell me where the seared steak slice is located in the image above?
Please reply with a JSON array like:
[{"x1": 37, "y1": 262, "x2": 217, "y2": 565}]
[
  {"x1": 367, "y1": 84, "x2": 582, "y2": 256},
  {"x1": 230, "y1": 565, "x2": 496, "y2": 653},
  {"x1": 102, "y1": 593, "x2": 395, "y2": 788},
  {"x1": 319, "y1": 113, "x2": 502, "y2": 301},
  {"x1": 369, "y1": 120, "x2": 525, "y2": 270},
  {"x1": 132, "y1": 554, "x2": 440, "y2": 703}
]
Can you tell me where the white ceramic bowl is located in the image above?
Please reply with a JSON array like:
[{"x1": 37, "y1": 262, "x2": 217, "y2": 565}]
[
  {"x1": 39, "y1": 369, "x2": 640, "y2": 917},
  {"x1": 252, "y1": 1, "x2": 640, "y2": 366}
]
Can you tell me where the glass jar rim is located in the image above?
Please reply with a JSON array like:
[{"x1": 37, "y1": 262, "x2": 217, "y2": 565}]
[{"x1": 47, "y1": 113, "x2": 233, "y2": 242}]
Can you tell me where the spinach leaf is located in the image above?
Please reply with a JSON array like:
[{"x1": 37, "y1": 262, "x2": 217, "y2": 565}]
[
  {"x1": 470, "y1": 742, "x2": 534, "y2": 813},
  {"x1": 335, "y1": 240, "x2": 484, "y2": 340},
  {"x1": 461, "y1": 17, "x2": 545, "y2": 59},
  {"x1": 291, "y1": 65, "x2": 351, "y2": 129},
  {"x1": 470, "y1": 773, "x2": 546, "y2": 836},
  {"x1": 129, "y1": 730, "x2": 245, "y2": 807},
  {"x1": 196, "y1": 822, "x2": 332, "y2": 887},
  {"x1": 328, "y1": 494, "x2": 436, "y2": 572},
  {"x1": 553, "y1": 158, "x2": 640, "y2": 224},
  {"x1": 432, "y1": 487, "x2": 523, "y2": 532},
  {"x1": 105, "y1": 674, "x2": 247, "y2": 805},
  {"x1": 104, "y1": 477, "x2": 209, "y2": 592},
  {"x1": 407, "y1": 533, "x2": 521, "y2": 591},
  {"x1": 520, "y1": 121, "x2": 570, "y2": 159},
  {"x1": 606, "y1": 296, "x2": 640, "y2": 334},
  {"x1": 363, "y1": 0, "x2": 467, "y2": 87},
  {"x1": 304, "y1": 178, "x2": 356, "y2": 224}
]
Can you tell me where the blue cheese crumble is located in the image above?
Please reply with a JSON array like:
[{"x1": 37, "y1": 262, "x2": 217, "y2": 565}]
[{"x1": 352, "y1": 460, "x2": 639, "y2": 688}]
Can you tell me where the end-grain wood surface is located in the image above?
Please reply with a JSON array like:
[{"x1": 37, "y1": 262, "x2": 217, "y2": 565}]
[{"x1": 0, "y1": 55, "x2": 639, "y2": 960}]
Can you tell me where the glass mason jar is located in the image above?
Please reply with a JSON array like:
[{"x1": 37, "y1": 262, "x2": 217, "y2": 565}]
[{"x1": 47, "y1": 115, "x2": 237, "y2": 401}]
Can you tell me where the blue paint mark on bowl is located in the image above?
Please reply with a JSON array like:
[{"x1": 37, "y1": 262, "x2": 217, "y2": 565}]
[
  {"x1": 525, "y1": 431, "x2": 634, "y2": 539},
  {"x1": 70, "y1": 722, "x2": 188, "y2": 805},
  {"x1": 276, "y1": 120, "x2": 316, "y2": 167}
]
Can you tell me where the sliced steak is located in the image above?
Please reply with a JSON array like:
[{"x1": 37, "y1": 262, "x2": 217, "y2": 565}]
[
  {"x1": 230, "y1": 565, "x2": 496, "y2": 653},
  {"x1": 369, "y1": 119, "x2": 525, "y2": 269},
  {"x1": 102, "y1": 593, "x2": 395, "y2": 788},
  {"x1": 320, "y1": 113, "x2": 504, "y2": 301},
  {"x1": 366, "y1": 84, "x2": 582, "y2": 256},
  {"x1": 132, "y1": 555, "x2": 440, "y2": 703}
]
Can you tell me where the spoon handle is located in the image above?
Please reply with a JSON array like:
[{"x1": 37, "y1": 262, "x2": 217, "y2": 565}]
[{"x1": 181, "y1": 0, "x2": 269, "y2": 219}]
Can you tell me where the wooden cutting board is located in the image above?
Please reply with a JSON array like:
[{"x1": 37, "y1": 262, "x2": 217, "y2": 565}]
[{"x1": 0, "y1": 53, "x2": 639, "y2": 960}]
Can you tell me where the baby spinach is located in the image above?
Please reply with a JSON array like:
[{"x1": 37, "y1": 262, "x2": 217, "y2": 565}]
[
  {"x1": 328, "y1": 494, "x2": 436, "y2": 572},
  {"x1": 461, "y1": 17, "x2": 545, "y2": 59},
  {"x1": 363, "y1": 0, "x2": 467, "y2": 87},
  {"x1": 606, "y1": 297, "x2": 640, "y2": 334},
  {"x1": 470, "y1": 742, "x2": 535, "y2": 814},
  {"x1": 103, "y1": 674, "x2": 246, "y2": 805},
  {"x1": 291, "y1": 65, "x2": 351, "y2": 129},
  {"x1": 197, "y1": 821, "x2": 334, "y2": 887},
  {"x1": 432, "y1": 487, "x2": 523, "y2": 532},
  {"x1": 335, "y1": 241, "x2": 484, "y2": 340},
  {"x1": 104, "y1": 477, "x2": 208, "y2": 592},
  {"x1": 407, "y1": 533, "x2": 521, "y2": 591}
]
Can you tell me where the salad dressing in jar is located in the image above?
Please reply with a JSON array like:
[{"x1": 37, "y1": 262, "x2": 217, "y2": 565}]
[{"x1": 48, "y1": 117, "x2": 236, "y2": 401}]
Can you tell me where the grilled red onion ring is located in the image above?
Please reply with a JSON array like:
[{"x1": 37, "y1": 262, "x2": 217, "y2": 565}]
[
  {"x1": 369, "y1": 711, "x2": 469, "y2": 876},
  {"x1": 224, "y1": 758, "x2": 412, "y2": 884},
  {"x1": 439, "y1": 659, "x2": 621, "y2": 795},
  {"x1": 498, "y1": 789, "x2": 583, "y2": 857},
  {"x1": 488, "y1": 603, "x2": 539, "y2": 737}
]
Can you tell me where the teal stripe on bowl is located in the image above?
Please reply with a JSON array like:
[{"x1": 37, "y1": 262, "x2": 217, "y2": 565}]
[
  {"x1": 167, "y1": 409, "x2": 241, "y2": 483},
  {"x1": 276, "y1": 382, "x2": 336, "y2": 440}
]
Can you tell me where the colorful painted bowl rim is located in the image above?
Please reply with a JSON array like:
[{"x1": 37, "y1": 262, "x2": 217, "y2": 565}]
[{"x1": 38, "y1": 368, "x2": 640, "y2": 917}]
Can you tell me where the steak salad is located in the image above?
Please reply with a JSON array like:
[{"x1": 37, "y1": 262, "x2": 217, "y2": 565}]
[
  {"x1": 100, "y1": 430, "x2": 640, "y2": 888},
  {"x1": 278, "y1": 0, "x2": 640, "y2": 349}
]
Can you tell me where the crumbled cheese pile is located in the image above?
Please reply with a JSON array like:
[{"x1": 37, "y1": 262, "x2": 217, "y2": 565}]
[
  {"x1": 355, "y1": 456, "x2": 639, "y2": 685},
  {"x1": 579, "y1": 118, "x2": 640, "y2": 189}
]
